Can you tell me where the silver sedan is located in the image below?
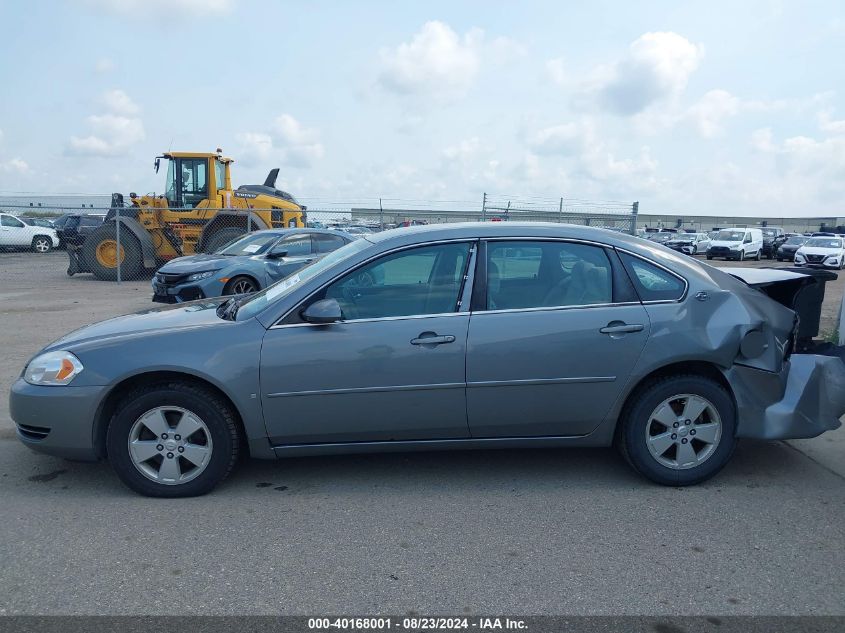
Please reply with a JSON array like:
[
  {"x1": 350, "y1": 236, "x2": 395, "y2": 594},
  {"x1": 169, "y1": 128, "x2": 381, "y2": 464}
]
[{"x1": 10, "y1": 223, "x2": 845, "y2": 496}]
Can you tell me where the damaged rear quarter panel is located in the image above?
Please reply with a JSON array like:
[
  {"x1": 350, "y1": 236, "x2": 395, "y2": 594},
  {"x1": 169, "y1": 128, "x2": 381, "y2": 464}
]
[{"x1": 607, "y1": 258, "x2": 845, "y2": 440}]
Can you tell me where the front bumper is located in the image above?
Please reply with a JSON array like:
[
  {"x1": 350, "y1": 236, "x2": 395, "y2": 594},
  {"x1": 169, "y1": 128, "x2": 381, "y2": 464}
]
[
  {"x1": 9, "y1": 378, "x2": 107, "y2": 461},
  {"x1": 151, "y1": 278, "x2": 225, "y2": 304},
  {"x1": 728, "y1": 354, "x2": 845, "y2": 439},
  {"x1": 667, "y1": 244, "x2": 696, "y2": 255},
  {"x1": 795, "y1": 259, "x2": 841, "y2": 269},
  {"x1": 707, "y1": 247, "x2": 742, "y2": 259}
]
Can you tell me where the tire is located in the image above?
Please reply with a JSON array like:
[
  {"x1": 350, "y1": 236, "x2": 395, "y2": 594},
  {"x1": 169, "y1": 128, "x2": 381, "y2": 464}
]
[
  {"x1": 107, "y1": 381, "x2": 240, "y2": 497},
  {"x1": 755, "y1": 250, "x2": 761, "y2": 261},
  {"x1": 31, "y1": 235, "x2": 53, "y2": 253},
  {"x1": 223, "y1": 275, "x2": 259, "y2": 296},
  {"x1": 83, "y1": 222, "x2": 144, "y2": 281},
  {"x1": 777, "y1": 258, "x2": 784, "y2": 262},
  {"x1": 617, "y1": 375, "x2": 736, "y2": 486},
  {"x1": 706, "y1": 255, "x2": 713, "y2": 260},
  {"x1": 202, "y1": 227, "x2": 245, "y2": 254}
]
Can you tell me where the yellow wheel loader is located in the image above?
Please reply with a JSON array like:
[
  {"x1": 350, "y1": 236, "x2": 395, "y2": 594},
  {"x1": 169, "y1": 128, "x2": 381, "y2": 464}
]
[{"x1": 68, "y1": 150, "x2": 306, "y2": 281}]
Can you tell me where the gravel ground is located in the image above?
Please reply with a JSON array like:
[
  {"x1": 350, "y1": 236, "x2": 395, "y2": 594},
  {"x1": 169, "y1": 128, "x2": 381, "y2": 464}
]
[{"x1": 0, "y1": 249, "x2": 842, "y2": 616}]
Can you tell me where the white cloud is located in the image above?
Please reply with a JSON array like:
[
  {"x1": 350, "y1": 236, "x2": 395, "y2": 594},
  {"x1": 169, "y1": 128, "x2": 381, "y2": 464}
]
[
  {"x1": 95, "y1": 58, "x2": 116, "y2": 73},
  {"x1": 748, "y1": 128, "x2": 845, "y2": 205},
  {"x1": 237, "y1": 114, "x2": 324, "y2": 169},
  {"x1": 377, "y1": 21, "x2": 519, "y2": 99},
  {"x1": 684, "y1": 89, "x2": 741, "y2": 138},
  {"x1": 0, "y1": 157, "x2": 29, "y2": 174},
  {"x1": 582, "y1": 32, "x2": 704, "y2": 115},
  {"x1": 751, "y1": 128, "x2": 777, "y2": 152},
  {"x1": 528, "y1": 122, "x2": 590, "y2": 155},
  {"x1": 84, "y1": 0, "x2": 233, "y2": 18},
  {"x1": 819, "y1": 110, "x2": 845, "y2": 135},
  {"x1": 546, "y1": 58, "x2": 566, "y2": 85},
  {"x1": 101, "y1": 89, "x2": 139, "y2": 115},
  {"x1": 442, "y1": 137, "x2": 481, "y2": 162},
  {"x1": 66, "y1": 90, "x2": 145, "y2": 156}
]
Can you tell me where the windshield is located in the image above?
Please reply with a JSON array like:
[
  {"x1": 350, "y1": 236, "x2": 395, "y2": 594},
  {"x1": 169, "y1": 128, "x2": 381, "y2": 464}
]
[
  {"x1": 784, "y1": 236, "x2": 807, "y2": 245},
  {"x1": 762, "y1": 229, "x2": 780, "y2": 237},
  {"x1": 235, "y1": 238, "x2": 371, "y2": 321},
  {"x1": 805, "y1": 238, "x2": 842, "y2": 249},
  {"x1": 217, "y1": 232, "x2": 283, "y2": 256},
  {"x1": 715, "y1": 230, "x2": 745, "y2": 241}
]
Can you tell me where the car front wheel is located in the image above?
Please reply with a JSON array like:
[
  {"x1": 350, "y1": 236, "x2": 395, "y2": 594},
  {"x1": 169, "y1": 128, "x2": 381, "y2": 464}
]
[
  {"x1": 107, "y1": 381, "x2": 240, "y2": 497},
  {"x1": 31, "y1": 236, "x2": 53, "y2": 253},
  {"x1": 618, "y1": 375, "x2": 736, "y2": 486},
  {"x1": 223, "y1": 275, "x2": 259, "y2": 296}
]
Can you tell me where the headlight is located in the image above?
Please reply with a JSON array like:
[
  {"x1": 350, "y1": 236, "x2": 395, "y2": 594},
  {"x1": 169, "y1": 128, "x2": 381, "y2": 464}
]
[
  {"x1": 186, "y1": 270, "x2": 219, "y2": 282},
  {"x1": 24, "y1": 351, "x2": 83, "y2": 386}
]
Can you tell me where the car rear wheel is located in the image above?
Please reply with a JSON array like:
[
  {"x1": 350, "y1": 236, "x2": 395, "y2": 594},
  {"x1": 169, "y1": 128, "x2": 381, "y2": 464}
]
[
  {"x1": 107, "y1": 382, "x2": 240, "y2": 497},
  {"x1": 31, "y1": 236, "x2": 53, "y2": 253},
  {"x1": 618, "y1": 375, "x2": 736, "y2": 486},
  {"x1": 755, "y1": 250, "x2": 761, "y2": 261},
  {"x1": 223, "y1": 275, "x2": 259, "y2": 295}
]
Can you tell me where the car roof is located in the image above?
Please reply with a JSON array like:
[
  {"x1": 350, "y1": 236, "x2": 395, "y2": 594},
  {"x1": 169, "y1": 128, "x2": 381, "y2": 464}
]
[{"x1": 241, "y1": 228, "x2": 352, "y2": 237}]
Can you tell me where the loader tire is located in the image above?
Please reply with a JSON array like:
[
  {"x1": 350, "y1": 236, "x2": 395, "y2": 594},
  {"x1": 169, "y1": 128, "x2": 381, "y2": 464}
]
[
  {"x1": 83, "y1": 222, "x2": 144, "y2": 281},
  {"x1": 202, "y1": 227, "x2": 245, "y2": 254}
]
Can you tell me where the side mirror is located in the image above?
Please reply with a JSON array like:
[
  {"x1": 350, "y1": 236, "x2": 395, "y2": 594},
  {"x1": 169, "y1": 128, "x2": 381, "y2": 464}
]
[
  {"x1": 302, "y1": 298, "x2": 343, "y2": 324},
  {"x1": 266, "y1": 249, "x2": 288, "y2": 259}
]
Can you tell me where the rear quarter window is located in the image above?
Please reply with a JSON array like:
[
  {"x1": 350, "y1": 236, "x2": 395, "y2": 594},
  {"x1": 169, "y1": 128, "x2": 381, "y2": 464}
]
[{"x1": 619, "y1": 252, "x2": 686, "y2": 302}]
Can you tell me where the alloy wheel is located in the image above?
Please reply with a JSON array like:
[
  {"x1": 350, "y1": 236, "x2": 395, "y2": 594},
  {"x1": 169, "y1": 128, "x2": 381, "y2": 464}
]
[
  {"x1": 231, "y1": 279, "x2": 256, "y2": 294},
  {"x1": 34, "y1": 238, "x2": 50, "y2": 253},
  {"x1": 127, "y1": 406, "x2": 213, "y2": 485},
  {"x1": 644, "y1": 394, "x2": 722, "y2": 470}
]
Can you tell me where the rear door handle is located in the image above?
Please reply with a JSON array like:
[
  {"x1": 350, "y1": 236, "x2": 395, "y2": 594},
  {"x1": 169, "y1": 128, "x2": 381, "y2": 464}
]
[
  {"x1": 411, "y1": 333, "x2": 456, "y2": 346},
  {"x1": 600, "y1": 323, "x2": 644, "y2": 335}
]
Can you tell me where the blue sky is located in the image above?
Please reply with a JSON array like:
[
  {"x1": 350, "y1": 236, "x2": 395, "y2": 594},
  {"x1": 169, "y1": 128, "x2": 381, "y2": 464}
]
[{"x1": 0, "y1": 0, "x2": 843, "y2": 216}]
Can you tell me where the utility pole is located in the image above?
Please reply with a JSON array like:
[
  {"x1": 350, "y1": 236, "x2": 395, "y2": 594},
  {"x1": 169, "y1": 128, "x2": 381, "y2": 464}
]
[
  {"x1": 631, "y1": 201, "x2": 639, "y2": 236},
  {"x1": 558, "y1": 197, "x2": 563, "y2": 224},
  {"x1": 379, "y1": 198, "x2": 384, "y2": 230},
  {"x1": 481, "y1": 192, "x2": 487, "y2": 222}
]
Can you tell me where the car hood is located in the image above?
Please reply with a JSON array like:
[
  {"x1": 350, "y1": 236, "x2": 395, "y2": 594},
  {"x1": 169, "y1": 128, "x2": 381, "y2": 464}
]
[
  {"x1": 44, "y1": 299, "x2": 229, "y2": 352},
  {"x1": 666, "y1": 239, "x2": 693, "y2": 245},
  {"x1": 157, "y1": 254, "x2": 243, "y2": 274},
  {"x1": 798, "y1": 247, "x2": 840, "y2": 256},
  {"x1": 710, "y1": 239, "x2": 742, "y2": 247}
]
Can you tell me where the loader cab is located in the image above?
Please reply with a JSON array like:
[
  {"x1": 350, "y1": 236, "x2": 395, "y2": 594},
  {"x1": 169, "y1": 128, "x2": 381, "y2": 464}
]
[{"x1": 160, "y1": 153, "x2": 229, "y2": 210}]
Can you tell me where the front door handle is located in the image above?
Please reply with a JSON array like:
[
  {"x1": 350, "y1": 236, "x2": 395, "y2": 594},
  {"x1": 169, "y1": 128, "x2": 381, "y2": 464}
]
[
  {"x1": 600, "y1": 322, "x2": 644, "y2": 335},
  {"x1": 411, "y1": 332, "x2": 456, "y2": 346}
]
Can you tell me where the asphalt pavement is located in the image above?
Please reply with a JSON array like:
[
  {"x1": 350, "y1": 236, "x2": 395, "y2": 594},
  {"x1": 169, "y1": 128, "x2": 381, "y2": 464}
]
[{"x1": 0, "y1": 250, "x2": 843, "y2": 616}]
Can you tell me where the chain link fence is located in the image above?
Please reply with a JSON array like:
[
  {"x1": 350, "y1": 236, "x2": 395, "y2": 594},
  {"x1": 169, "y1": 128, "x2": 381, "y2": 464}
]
[{"x1": 0, "y1": 194, "x2": 638, "y2": 301}]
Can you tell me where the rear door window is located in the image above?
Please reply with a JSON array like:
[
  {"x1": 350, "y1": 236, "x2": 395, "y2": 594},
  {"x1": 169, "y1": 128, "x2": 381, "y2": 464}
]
[
  {"x1": 619, "y1": 253, "x2": 686, "y2": 302},
  {"x1": 486, "y1": 241, "x2": 613, "y2": 310}
]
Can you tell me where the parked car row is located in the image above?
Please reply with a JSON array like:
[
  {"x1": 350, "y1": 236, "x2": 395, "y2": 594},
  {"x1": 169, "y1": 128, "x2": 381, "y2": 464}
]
[
  {"x1": 152, "y1": 228, "x2": 355, "y2": 303},
  {"x1": 0, "y1": 212, "x2": 59, "y2": 252}
]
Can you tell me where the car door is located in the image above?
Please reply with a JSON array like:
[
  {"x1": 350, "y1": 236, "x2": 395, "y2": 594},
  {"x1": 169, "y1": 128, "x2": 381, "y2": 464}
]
[
  {"x1": 0, "y1": 214, "x2": 28, "y2": 246},
  {"x1": 466, "y1": 239, "x2": 651, "y2": 438},
  {"x1": 264, "y1": 233, "x2": 317, "y2": 284},
  {"x1": 260, "y1": 240, "x2": 474, "y2": 445}
]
